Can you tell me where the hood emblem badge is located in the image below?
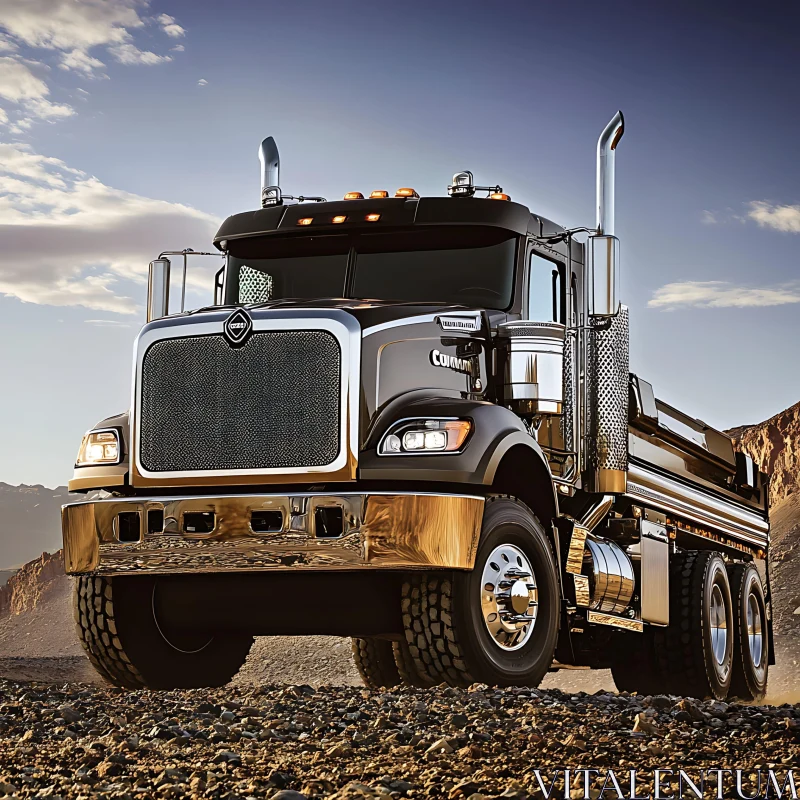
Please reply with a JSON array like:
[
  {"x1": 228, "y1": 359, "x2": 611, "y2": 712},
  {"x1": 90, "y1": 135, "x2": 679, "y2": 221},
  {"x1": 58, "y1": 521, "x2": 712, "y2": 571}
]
[{"x1": 223, "y1": 308, "x2": 253, "y2": 347}]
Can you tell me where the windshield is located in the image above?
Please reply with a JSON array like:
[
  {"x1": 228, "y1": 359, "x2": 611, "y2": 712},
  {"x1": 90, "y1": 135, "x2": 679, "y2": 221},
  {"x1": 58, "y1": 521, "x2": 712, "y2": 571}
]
[{"x1": 226, "y1": 227, "x2": 517, "y2": 309}]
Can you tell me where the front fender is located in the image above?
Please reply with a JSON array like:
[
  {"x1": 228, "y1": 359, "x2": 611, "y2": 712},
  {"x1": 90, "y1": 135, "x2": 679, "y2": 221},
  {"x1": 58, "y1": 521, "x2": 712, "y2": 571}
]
[{"x1": 359, "y1": 391, "x2": 554, "y2": 491}]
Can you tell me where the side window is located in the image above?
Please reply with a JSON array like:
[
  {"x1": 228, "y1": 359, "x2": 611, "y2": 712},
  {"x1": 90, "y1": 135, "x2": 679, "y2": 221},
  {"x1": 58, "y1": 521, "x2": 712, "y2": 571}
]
[{"x1": 528, "y1": 252, "x2": 564, "y2": 323}]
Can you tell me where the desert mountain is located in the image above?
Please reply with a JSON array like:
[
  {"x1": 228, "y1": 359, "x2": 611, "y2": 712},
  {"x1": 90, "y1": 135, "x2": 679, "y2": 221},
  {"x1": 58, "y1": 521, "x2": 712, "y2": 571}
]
[
  {"x1": 0, "y1": 483, "x2": 89, "y2": 572},
  {"x1": 728, "y1": 399, "x2": 800, "y2": 507},
  {"x1": 728, "y1": 401, "x2": 800, "y2": 643}
]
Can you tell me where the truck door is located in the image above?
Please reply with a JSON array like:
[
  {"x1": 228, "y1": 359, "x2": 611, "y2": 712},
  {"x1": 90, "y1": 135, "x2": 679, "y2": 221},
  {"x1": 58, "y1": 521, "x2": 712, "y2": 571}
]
[{"x1": 525, "y1": 246, "x2": 576, "y2": 481}]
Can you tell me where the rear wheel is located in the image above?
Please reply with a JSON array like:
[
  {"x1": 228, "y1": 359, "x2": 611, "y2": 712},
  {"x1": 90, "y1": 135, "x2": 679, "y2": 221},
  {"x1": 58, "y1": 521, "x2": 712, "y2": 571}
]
[
  {"x1": 392, "y1": 639, "x2": 437, "y2": 688},
  {"x1": 74, "y1": 575, "x2": 254, "y2": 689},
  {"x1": 402, "y1": 496, "x2": 559, "y2": 687},
  {"x1": 351, "y1": 637, "x2": 436, "y2": 688},
  {"x1": 654, "y1": 551, "x2": 734, "y2": 700},
  {"x1": 351, "y1": 638, "x2": 401, "y2": 689},
  {"x1": 728, "y1": 563, "x2": 769, "y2": 703}
]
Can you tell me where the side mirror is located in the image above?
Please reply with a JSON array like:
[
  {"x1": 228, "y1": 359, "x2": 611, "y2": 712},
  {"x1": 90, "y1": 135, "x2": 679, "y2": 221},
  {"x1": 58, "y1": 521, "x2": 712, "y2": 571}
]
[
  {"x1": 147, "y1": 258, "x2": 171, "y2": 322},
  {"x1": 588, "y1": 234, "x2": 620, "y2": 318}
]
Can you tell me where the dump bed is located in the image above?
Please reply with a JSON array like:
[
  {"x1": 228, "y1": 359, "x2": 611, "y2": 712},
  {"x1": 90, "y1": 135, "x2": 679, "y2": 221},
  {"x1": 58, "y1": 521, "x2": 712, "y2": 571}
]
[{"x1": 628, "y1": 374, "x2": 768, "y2": 522}]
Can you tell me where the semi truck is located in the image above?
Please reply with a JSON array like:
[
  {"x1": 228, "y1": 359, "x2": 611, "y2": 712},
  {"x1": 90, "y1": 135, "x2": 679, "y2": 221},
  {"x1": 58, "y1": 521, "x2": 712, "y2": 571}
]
[{"x1": 62, "y1": 113, "x2": 772, "y2": 700}]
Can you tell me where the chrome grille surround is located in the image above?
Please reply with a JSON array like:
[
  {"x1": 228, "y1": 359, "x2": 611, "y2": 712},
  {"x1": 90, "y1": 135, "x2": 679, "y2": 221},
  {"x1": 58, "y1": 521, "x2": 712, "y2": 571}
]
[{"x1": 132, "y1": 309, "x2": 360, "y2": 481}]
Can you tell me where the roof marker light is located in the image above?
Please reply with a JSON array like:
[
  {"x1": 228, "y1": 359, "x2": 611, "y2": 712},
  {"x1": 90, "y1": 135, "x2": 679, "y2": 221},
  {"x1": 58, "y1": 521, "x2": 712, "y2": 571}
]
[
  {"x1": 344, "y1": 191, "x2": 364, "y2": 200},
  {"x1": 332, "y1": 215, "x2": 347, "y2": 224},
  {"x1": 297, "y1": 217, "x2": 313, "y2": 226},
  {"x1": 490, "y1": 193, "x2": 511, "y2": 201},
  {"x1": 370, "y1": 190, "x2": 389, "y2": 199},
  {"x1": 395, "y1": 187, "x2": 419, "y2": 198},
  {"x1": 365, "y1": 213, "x2": 381, "y2": 222}
]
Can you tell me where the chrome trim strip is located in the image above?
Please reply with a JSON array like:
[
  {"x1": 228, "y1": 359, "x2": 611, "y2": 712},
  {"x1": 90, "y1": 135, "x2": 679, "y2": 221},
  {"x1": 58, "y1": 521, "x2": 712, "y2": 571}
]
[
  {"x1": 627, "y1": 463, "x2": 769, "y2": 547},
  {"x1": 361, "y1": 314, "x2": 439, "y2": 337},
  {"x1": 131, "y1": 309, "x2": 361, "y2": 481},
  {"x1": 587, "y1": 611, "x2": 643, "y2": 632}
]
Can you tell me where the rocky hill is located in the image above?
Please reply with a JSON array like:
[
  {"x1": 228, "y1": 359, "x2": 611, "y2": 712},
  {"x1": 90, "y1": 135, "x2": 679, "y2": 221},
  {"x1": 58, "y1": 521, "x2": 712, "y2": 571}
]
[
  {"x1": 0, "y1": 550, "x2": 65, "y2": 617},
  {"x1": 728, "y1": 399, "x2": 800, "y2": 507},
  {"x1": 0, "y1": 483, "x2": 89, "y2": 572},
  {"x1": 727, "y1": 401, "x2": 800, "y2": 643}
]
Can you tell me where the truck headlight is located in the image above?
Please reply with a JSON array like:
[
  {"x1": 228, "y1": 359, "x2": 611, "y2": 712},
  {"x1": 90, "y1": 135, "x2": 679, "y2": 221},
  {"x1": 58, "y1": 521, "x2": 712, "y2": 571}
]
[
  {"x1": 76, "y1": 430, "x2": 121, "y2": 466},
  {"x1": 379, "y1": 419, "x2": 472, "y2": 455}
]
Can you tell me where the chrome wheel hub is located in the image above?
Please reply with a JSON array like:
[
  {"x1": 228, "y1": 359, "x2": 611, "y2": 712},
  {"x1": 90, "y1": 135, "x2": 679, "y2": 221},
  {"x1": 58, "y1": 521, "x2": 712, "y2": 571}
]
[
  {"x1": 480, "y1": 544, "x2": 538, "y2": 651},
  {"x1": 747, "y1": 593, "x2": 764, "y2": 668},
  {"x1": 710, "y1": 584, "x2": 728, "y2": 666}
]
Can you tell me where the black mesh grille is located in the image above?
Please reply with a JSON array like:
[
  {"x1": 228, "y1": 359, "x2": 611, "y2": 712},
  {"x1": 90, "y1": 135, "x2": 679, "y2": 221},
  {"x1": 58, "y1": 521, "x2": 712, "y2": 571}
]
[{"x1": 140, "y1": 330, "x2": 341, "y2": 472}]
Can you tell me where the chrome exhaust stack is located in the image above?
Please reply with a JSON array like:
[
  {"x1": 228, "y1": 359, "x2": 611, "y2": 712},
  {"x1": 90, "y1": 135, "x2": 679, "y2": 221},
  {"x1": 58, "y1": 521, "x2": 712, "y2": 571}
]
[
  {"x1": 596, "y1": 111, "x2": 624, "y2": 237},
  {"x1": 586, "y1": 112, "x2": 629, "y2": 495},
  {"x1": 259, "y1": 136, "x2": 281, "y2": 208},
  {"x1": 589, "y1": 112, "x2": 624, "y2": 318}
]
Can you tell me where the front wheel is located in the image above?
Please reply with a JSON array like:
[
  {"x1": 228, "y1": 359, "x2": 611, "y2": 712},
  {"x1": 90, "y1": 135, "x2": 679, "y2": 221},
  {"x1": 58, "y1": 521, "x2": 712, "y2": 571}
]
[
  {"x1": 402, "y1": 496, "x2": 560, "y2": 687},
  {"x1": 74, "y1": 575, "x2": 254, "y2": 689}
]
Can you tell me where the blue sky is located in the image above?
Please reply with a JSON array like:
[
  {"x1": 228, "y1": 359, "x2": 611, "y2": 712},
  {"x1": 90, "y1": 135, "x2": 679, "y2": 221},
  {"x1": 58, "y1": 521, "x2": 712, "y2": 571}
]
[{"x1": 1, "y1": 0, "x2": 799, "y2": 488}]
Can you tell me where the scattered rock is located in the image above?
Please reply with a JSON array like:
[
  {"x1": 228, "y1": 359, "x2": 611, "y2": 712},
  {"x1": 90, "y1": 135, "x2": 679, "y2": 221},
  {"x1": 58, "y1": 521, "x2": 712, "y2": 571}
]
[{"x1": 0, "y1": 679, "x2": 795, "y2": 799}]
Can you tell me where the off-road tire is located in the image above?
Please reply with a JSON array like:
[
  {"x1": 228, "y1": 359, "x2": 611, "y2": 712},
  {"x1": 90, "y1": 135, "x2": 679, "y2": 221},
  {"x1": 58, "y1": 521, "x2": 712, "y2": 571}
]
[
  {"x1": 610, "y1": 632, "x2": 666, "y2": 695},
  {"x1": 351, "y1": 638, "x2": 402, "y2": 689},
  {"x1": 74, "y1": 575, "x2": 254, "y2": 689},
  {"x1": 392, "y1": 638, "x2": 437, "y2": 688},
  {"x1": 351, "y1": 637, "x2": 435, "y2": 688},
  {"x1": 653, "y1": 551, "x2": 733, "y2": 700},
  {"x1": 727, "y1": 563, "x2": 769, "y2": 703},
  {"x1": 402, "y1": 496, "x2": 559, "y2": 687}
]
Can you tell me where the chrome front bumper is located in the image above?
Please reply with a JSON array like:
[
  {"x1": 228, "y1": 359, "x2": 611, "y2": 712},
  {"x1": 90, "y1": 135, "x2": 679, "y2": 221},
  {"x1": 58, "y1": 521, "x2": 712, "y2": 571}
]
[{"x1": 62, "y1": 492, "x2": 485, "y2": 576}]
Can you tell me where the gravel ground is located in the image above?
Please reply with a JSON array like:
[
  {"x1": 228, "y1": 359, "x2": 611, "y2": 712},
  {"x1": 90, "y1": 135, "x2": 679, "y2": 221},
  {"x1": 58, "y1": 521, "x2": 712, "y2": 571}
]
[{"x1": 0, "y1": 681, "x2": 797, "y2": 799}]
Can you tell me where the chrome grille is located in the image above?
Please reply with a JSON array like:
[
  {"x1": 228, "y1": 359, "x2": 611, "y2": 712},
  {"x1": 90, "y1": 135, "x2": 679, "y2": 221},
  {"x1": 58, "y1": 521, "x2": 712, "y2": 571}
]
[{"x1": 139, "y1": 330, "x2": 341, "y2": 472}]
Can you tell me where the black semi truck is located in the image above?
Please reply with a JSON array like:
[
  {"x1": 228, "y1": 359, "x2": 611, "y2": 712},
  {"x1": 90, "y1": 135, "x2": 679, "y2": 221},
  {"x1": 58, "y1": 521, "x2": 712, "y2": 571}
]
[{"x1": 62, "y1": 113, "x2": 772, "y2": 700}]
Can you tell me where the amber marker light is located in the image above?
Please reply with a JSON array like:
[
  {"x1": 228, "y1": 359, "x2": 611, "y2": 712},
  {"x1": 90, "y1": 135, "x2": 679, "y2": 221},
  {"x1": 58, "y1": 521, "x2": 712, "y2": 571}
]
[
  {"x1": 365, "y1": 213, "x2": 381, "y2": 222},
  {"x1": 297, "y1": 217, "x2": 313, "y2": 226},
  {"x1": 370, "y1": 190, "x2": 389, "y2": 199},
  {"x1": 344, "y1": 191, "x2": 364, "y2": 200},
  {"x1": 490, "y1": 192, "x2": 511, "y2": 201},
  {"x1": 332, "y1": 215, "x2": 347, "y2": 224},
  {"x1": 395, "y1": 187, "x2": 419, "y2": 198}
]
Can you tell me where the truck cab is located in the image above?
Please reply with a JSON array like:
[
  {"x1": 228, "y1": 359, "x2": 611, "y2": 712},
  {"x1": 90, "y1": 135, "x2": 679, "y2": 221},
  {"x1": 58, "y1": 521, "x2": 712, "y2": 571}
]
[{"x1": 63, "y1": 115, "x2": 772, "y2": 701}]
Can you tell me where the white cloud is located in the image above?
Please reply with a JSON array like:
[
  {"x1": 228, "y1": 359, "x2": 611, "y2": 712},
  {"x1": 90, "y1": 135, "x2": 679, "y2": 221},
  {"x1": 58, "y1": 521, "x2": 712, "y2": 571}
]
[
  {"x1": 0, "y1": 34, "x2": 18, "y2": 53},
  {"x1": 700, "y1": 210, "x2": 717, "y2": 225},
  {"x1": 747, "y1": 201, "x2": 800, "y2": 233},
  {"x1": 0, "y1": 0, "x2": 142, "y2": 52},
  {"x1": 171, "y1": 44, "x2": 185, "y2": 52},
  {"x1": 648, "y1": 280, "x2": 800, "y2": 311},
  {"x1": 8, "y1": 116, "x2": 32, "y2": 134},
  {"x1": 59, "y1": 48, "x2": 105, "y2": 74},
  {"x1": 0, "y1": 56, "x2": 74, "y2": 122},
  {"x1": 25, "y1": 96, "x2": 74, "y2": 119},
  {"x1": 0, "y1": 56, "x2": 48, "y2": 102},
  {"x1": 0, "y1": 1, "x2": 181, "y2": 133},
  {"x1": 0, "y1": 142, "x2": 219, "y2": 315},
  {"x1": 84, "y1": 319, "x2": 132, "y2": 327},
  {"x1": 109, "y1": 43, "x2": 171, "y2": 66},
  {"x1": 197, "y1": 78, "x2": 208, "y2": 86},
  {"x1": 157, "y1": 13, "x2": 185, "y2": 38}
]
